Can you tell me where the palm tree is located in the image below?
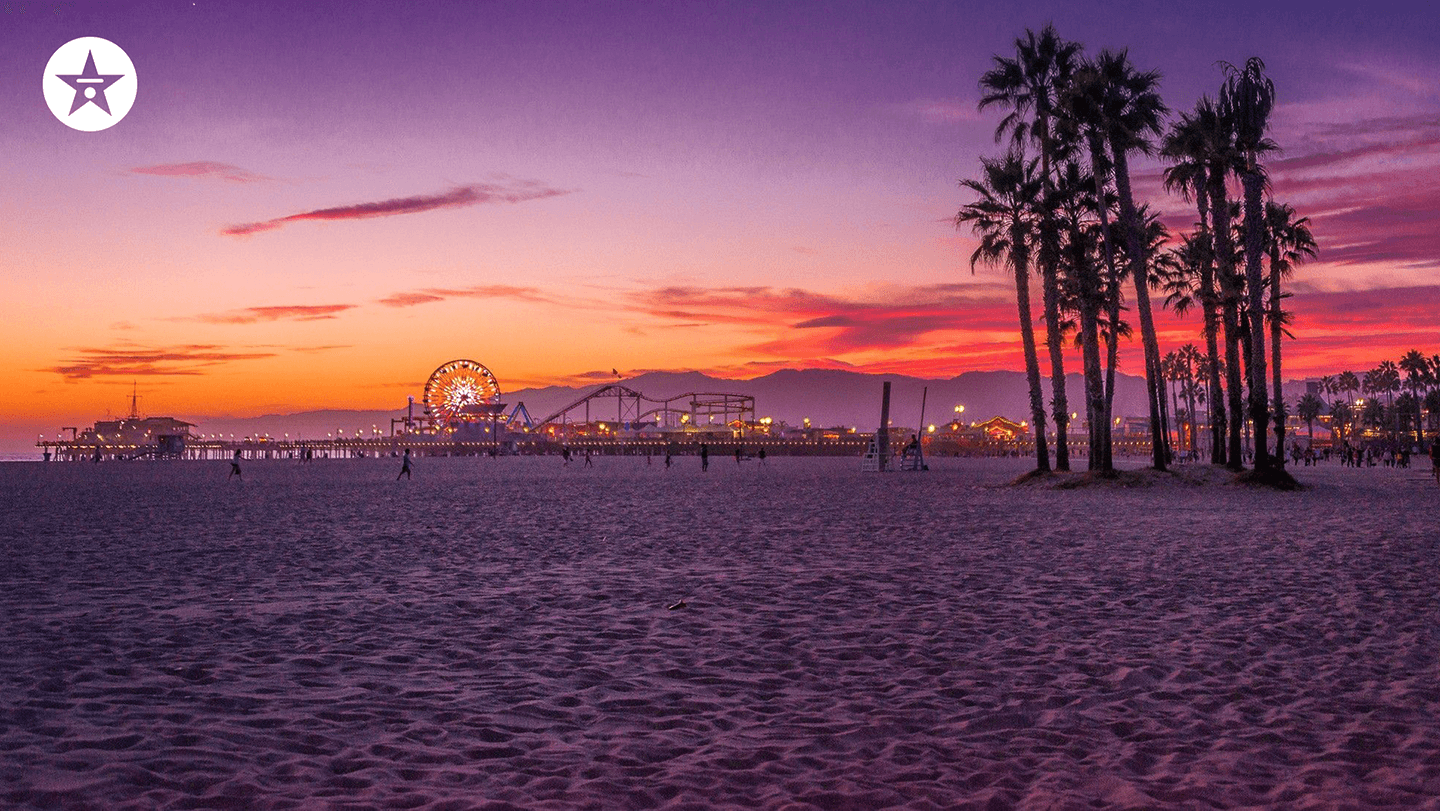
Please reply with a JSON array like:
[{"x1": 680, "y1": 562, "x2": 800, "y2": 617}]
[
  {"x1": 1178, "y1": 343, "x2": 1205, "y2": 459},
  {"x1": 1296, "y1": 392, "x2": 1324, "y2": 449},
  {"x1": 1052, "y1": 159, "x2": 1110, "y2": 471},
  {"x1": 980, "y1": 25, "x2": 1083, "y2": 471},
  {"x1": 1338, "y1": 370, "x2": 1360, "y2": 409},
  {"x1": 1220, "y1": 57, "x2": 1279, "y2": 470},
  {"x1": 1330, "y1": 399, "x2": 1353, "y2": 445},
  {"x1": 1319, "y1": 374, "x2": 1336, "y2": 403},
  {"x1": 958, "y1": 153, "x2": 1051, "y2": 472},
  {"x1": 1262, "y1": 201, "x2": 1316, "y2": 467},
  {"x1": 1399, "y1": 350, "x2": 1430, "y2": 446},
  {"x1": 1081, "y1": 49, "x2": 1170, "y2": 470},
  {"x1": 1058, "y1": 61, "x2": 1123, "y2": 471},
  {"x1": 1376, "y1": 360, "x2": 1402, "y2": 443},
  {"x1": 1194, "y1": 100, "x2": 1247, "y2": 470},
  {"x1": 1163, "y1": 103, "x2": 1228, "y2": 465}
]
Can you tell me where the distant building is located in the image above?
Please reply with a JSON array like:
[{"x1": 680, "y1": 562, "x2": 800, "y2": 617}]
[{"x1": 80, "y1": 416, "x2": 195, "y2": 457}]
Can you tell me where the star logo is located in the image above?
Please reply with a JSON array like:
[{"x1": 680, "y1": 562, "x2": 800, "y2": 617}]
[
  {"x1": 43, "y1": 37, "x2": 137, "y2": 132},
  {"x1": 56, "y1": 50, "x2": 125, "y2": 115}
]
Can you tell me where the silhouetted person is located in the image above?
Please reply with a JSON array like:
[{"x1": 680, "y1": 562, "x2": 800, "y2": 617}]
[
  {"x1": 700, "y1": 443, "x2": 709, "y2": 471},
  {"x1": 735, "y1": 446, "x2": 743, "y2": 465},
  {"x1": 93, "y1": 449, "x2": 101, "y2": 463},
  {"x1": 229, "y1": 450, "x2": 243, "y2": 480},
  {"x1": 1430, "y1": 442, "x2": 1440, "y2": 486},
  {"x1": 397, "y1": 448, "x2": 413, "y2": 480},
  {"x1": 664, "y1": 450, "x2": 673, "y2": 469},
  {"x1": 562, "y1": 446, "x2": 572, "y2": 465},
  {"x1": 757, "y1": 448, "x2": 766, "y2": 465},
  {"x1": 584, "y1": 448, "x2": 593, "y2": 467}
]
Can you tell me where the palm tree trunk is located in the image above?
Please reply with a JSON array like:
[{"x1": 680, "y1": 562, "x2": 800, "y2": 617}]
[
  {"x1": 1012, "y1": 228, "x2": 1051, "y2": 472},
  {"x1": 1110, "y1": 146, "x2": 1167, "y2": 471},
  {"x1": 1169, "y1": 374, "x2": 1183, "y2": 459},
  {"x1": 1088, "y1": 137, "x2": 1120, "y2": 471},
  {"x1": 1185, "y1": 373, "x2": 1199, "y2": 460},
  {"x1": 1194, "y1": 179, "x2": 1226, "y2": 465},
  {"x1": 1241, "y1": 170, "x2": 1270, "y2": 470},
  {"x1": 1076, "y1": 229, "x2": 1106, "y2": 473},
  {"x1": 1039, "y1": 244, "x2": 1070, "y2": 472},
  {"x1": 1208, "y1": 173, "x2": 1245, "y2": 470},
  {"x1": 1036, "y1": 140, "x2": 1070, "y2": 472},
  {"x1": 1268, "y1": 245, "x2": 1286, "y2": 469}
]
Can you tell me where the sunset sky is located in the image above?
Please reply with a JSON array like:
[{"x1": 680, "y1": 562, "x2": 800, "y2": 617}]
[{"x1": 2, "y1": 1, "x2": 1437, "y2": 450}]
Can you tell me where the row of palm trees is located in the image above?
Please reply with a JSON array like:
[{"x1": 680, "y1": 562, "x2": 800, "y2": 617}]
[
  {"x1": 1294, "y1": 352, "x2": 1440, "y2": 448},
  {"x1": 957, "y1": 25, "x2": 1318, "y2": 476}
]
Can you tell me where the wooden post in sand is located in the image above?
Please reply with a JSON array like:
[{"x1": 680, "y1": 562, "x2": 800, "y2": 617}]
[{"x1": 877, "y1": 380, "x2": 892, "y2": 472}]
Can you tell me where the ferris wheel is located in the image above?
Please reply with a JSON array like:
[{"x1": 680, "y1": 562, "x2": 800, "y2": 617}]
[{"x1": 423, "y1": 359, "x2": 502, "y2": 426}]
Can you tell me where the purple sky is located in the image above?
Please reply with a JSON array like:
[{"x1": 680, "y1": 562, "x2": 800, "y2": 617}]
[{"x1": 1, "y1": 0, "x2": 1437, "y2": 450}]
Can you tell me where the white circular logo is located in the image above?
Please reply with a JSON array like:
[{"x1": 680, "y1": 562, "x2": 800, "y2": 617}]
[{"x1": 43, "y1": 37, "x2": 137, "y2": 132}]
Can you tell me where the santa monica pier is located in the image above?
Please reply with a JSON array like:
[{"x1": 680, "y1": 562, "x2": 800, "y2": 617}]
[{"x1": 35, "y1": 359, "x2": 1153, "y2": 464}]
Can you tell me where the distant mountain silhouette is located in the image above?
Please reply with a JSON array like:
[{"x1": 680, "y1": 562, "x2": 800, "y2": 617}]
[{"x1": 184, "y1": 369, "x2": 1169, "y2": 435}]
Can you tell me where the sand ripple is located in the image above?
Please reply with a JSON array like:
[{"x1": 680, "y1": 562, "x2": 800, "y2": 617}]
[{"x1": 1, "y1": 457, "x2": 1438, "y2": 809}]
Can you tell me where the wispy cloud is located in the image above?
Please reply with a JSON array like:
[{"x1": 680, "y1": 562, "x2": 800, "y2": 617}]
[
  {"x1": 900, "y1": 98, "x2": 983, "y2": 124},
  {"x1": 47, "y1": 344, "x2": 277, "y2": 380},
  {"x1": 377, "y1": 285, "x2": 554, "y2": 308},
  {"x1": 194, "y1": 304, "x2": 357, "y2": 324},
  {"x1": 221, "y1": 180, "x2": 573, "y2": 237},
  {"x1": 129, "y1": 161, "x2": 269, "y2": 183}
]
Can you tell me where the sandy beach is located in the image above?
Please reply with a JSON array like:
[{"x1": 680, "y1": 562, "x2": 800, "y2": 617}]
[{"x1": 1, "y1": 456, "x2": 1437, "y2": 809}]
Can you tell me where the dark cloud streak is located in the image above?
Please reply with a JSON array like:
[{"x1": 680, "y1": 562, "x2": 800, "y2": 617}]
[{"x1": 222, "y1": 181, "x2": 573, "y2": 237}]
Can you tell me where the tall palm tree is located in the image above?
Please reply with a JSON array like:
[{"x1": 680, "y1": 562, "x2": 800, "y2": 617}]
[
  {"x1": 1163, "y1": 351, "x2": 1186, "y2": 458},
  {"x1": 1220, "y1": 57, "x2": 1279, "y2": 470},
  {"x1": 1338, "y1": 370, "x2": 1360, "y2": 409},
  {"x1": 1262, "y1": 201, "x2": 1316, "y2": 467},
  {"x1": 1376, "y1": 360, "x2": 1402, "y2": 443},
  {"x1": 1085, "y1": 49, "x2": 1170, "y2": 470},
  {"x1": 1178, "y1": 343, "x2": 1205, "y2": 459},
  {"x1": 1195, "y1": 101, "x2": 1248, "y2": 469},
  {"x1": 1163, "y1": 102, "x2": 1228, "y2": 465},
  {"x1": 1399, "y1": 350, "x2": 1430, "y2": 446},
  {"x1": 957, "y1": 153, "x2": 1051, "y2": 471},
  {"x1": 1058, "y1": 64, "x2": 1117, "y2": 470},
  {"x1": 1296, "y1": 392, "x2": 1324, "y2": 448},
  {"x1": 1330, "y1": 399, "x2": 1353, "y2": 444},
  {"x1": 1052, "y1": 159, "x2": 1110, "y2": 471},
  {"x1": 980, "y1": 25, "x2": 1083, "y2": 471}
]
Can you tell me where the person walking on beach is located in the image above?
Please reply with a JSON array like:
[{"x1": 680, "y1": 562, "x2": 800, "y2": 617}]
[
  {"x1": 758, "y1": 447, "x2": 766, "y2": 465},
  {"x1": 584, "y1": 448, "x2": 593, "y2": 468},
  {"x1": 562, "y1": 446, "x2": 572, "y2": 466},
  {"x1": 700, "y1": 443, "x2": 709, "y2": 471},
  {"x1": 1430, "y1": 441, "x2": 1440, "y2": 486},
  {"x1": 397, "y1": 448, "x2": 413, "y2": 480},
  {"x1": 229, "y1": 449, "x2": 243, "y2": 480},
  {"x1": 664, "y1": 449, "x2": 672, "y2": 469},
  {"x1": 735, "y1": 445, "x2": 743, "y2": 465}
]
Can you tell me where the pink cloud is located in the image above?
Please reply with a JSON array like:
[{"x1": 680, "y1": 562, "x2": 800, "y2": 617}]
[
  {"x1": 47, "y1": 344, "x2": 276, "y2": 380},
  {"x1": 130, "y1": 161, "x2": 268, "y2": 183},
  {"x1": 377, "y1": 285, "x2": 553, "y2": 308},
  {"x1": 195, "y1": 304, "x2": 357, "y2": 324}
]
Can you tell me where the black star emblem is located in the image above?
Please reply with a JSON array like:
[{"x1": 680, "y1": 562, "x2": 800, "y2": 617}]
[{"x1": 56, "y1": 50, "x2": 125, "y2": 115}]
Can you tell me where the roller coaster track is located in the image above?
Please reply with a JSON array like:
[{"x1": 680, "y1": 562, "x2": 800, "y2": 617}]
[{"x1": 535, "y1": 385, "x2": 755, "y2": 429}]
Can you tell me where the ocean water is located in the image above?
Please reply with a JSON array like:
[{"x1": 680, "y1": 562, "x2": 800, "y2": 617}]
[{"x1": 1, "y1": 456, "x2": 1437, "y2": 808}]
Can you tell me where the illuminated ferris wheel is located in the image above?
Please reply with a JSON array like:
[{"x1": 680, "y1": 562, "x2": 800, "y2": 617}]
[{"x1": 423, "y1": 359, "x2": 502, "y2": 427}]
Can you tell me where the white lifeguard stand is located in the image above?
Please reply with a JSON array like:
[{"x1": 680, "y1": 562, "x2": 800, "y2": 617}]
[{"x1": 861, "y1": 437, "x2": 883, "y2": 471}]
